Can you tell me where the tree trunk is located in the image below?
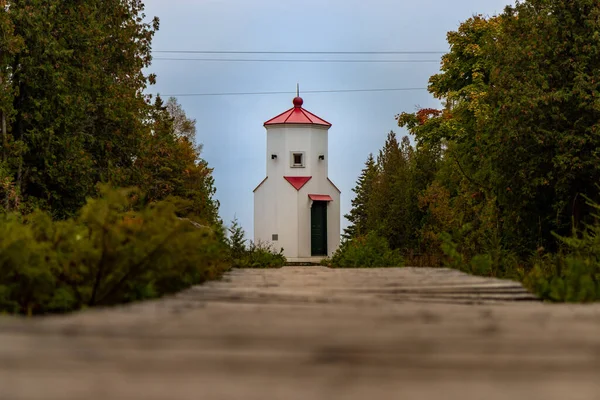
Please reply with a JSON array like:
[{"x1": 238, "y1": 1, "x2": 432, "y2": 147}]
[
  {"x1": 0, "y1": 74, "x2": 5, "y2": 161},
  {"x1": 0, "y1": 72, "x2": 8, "y2": 210},
  {"x1": 1, "y1": 110, "x2": 5, "y2": 151},
  {"x1": 14, "y1": 80, "x2": 24, "y2": 206}
]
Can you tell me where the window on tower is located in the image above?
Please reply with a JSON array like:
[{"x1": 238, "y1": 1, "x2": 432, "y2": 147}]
[{"x1": 291, "y1": 152, "x2": 305, "y2": 168}]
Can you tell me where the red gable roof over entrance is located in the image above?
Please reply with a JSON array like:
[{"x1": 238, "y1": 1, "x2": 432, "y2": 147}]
[
  {"x1": 308, "y1": 194, "x2": 333, "y2": 202},
  {"x1": 264, "y1": 97, "x2": 331, "y2": 127},
  {"x1": 284, "y1": 176, "x2": 311, "y2": 191}
]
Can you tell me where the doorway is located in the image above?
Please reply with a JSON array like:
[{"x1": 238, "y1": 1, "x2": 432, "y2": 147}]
[{"x1": 311, "y1": 201, "x2": 328, "y2": 256}]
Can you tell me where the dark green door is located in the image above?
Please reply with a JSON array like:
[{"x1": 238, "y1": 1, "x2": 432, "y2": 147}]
[{"x1": 311, "y1": 201, "x2": 328, "y2": 256}]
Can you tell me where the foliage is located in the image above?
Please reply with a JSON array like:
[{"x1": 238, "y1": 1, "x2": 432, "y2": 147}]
[
  {"x1": 341, "y1": 0, "x2": 600, "y2": 302},
  {"x1": 233, "y1": 241, "x2": 286, "y2": 269},
  {"x1": 226, "y1": 219, "x2": 286, "y2": 269},
  {"x1": 166, "y1": 97, "x2": 198, "y2": 143},
  {"x1": 0, "y1": 1, "x2": 229, "y2": 316},
  {"x1": 436, "y1": 196, "x2": 600, "y2": 302},
  {"x1": 524, "y1": 196, "x2": 600, "y2": 302},
  {"x1": 133, "y1": 97, "x2": 220, "y2": 226},
  {"x1": 343, "y1": 153, "x2": 377, "y2": 239},
  {"x1": 440, "y1": 230, "x2": 521, "y2": 280},
  {"x1": 0, "y1": 185, "x2": 230, "y2": 316},
  {"x1": 486, "y1": 0, "x2": 600, "y2": 250},
  {"x1": 364, "y1": 132, "x2": 440, "y2": 253},
  {"x1": 325, "y1": 232, "x2": 404, "y2": 268},
  {"x1": 227, "y1": 217, "x2": 247, "y2": 261},
  {"x1": 0, "y1": 0, "x2": 159, "y2": 217},
  {"x1": 0, "y1": 1, "x2": 219, "y2": 228},
  {"x1": 399, "y1": 2, "x2": 600, "y2": 255}
]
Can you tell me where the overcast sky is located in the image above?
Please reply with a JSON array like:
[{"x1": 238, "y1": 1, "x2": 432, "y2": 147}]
[{"x1": 144, "y1": 0, "x2": 511, "y2": 239}]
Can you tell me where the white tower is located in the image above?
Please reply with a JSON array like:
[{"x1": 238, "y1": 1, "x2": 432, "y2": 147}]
[{"x1": 253, "y1": 95, "x2": 341, "y2": 262}]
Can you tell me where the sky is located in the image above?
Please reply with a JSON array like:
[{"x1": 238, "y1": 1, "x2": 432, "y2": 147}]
[{"x1": 144, "y1": 0, "x2": 511, "y2": 240}]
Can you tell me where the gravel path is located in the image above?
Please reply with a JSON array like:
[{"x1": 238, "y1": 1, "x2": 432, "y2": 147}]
[{"x1": 1, "y1": 267, "x2": 599, "y2": 400}]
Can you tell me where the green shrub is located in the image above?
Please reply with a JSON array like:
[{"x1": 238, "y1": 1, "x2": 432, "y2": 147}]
[
  {"x1": 524, "y1": 254, "x2": 600, "y2": 303},
  {"x1": 227, "y1": 217, "x2": 248, "y2": 261},
  {"x1": 439, "y1": 195, "x2": 600, "y2": 302},
  {"x1": 225, "y1": 219, "x2": 286, "y2": 268},
  {"x1": 233, "y1": 241, "x2": 286, "y2": 269},
  {"x1": 0, "y1": 185, "x2": 230, "y2": 315},
  {"x1": 440, "y1": 229, "x2": 521, "y2": 279},
  {"x1": 523, "y1": 196, "x2": 600, "y2": 302},
  {"x1": 325, "y1": 232, "x2": 404, "y2": 268}
]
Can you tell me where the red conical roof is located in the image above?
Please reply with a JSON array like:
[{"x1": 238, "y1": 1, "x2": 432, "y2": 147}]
[{"x1": 264, "y1": 96, "x2": 331, "y2": 127}]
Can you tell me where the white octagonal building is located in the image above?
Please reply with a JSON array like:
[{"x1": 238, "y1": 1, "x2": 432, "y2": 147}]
[{"x1": 254, "y1": 95, "x2": 341, "y2": 262}]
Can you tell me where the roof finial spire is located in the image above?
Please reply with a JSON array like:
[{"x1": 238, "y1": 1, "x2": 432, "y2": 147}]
[{"x1": 293, "y1": 83, "x2": 303, "y2": 108}]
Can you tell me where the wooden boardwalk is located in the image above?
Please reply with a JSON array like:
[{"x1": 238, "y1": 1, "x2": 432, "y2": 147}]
[{"x1": 1, "y1": 267, "x2": 600, "y2": 400}]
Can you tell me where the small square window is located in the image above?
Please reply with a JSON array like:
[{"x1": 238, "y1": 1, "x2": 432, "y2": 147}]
[
  {"x1": 291, "y1": 152, "x2": 305, "y2": 167},
  {"x1": 272, "y1": 234, "x2": 279, "y2": 241}
]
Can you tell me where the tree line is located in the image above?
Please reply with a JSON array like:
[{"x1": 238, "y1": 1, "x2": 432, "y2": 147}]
[
  {"x1": 0, "y1": 0, "x2": 219, "y2": 224},
  {"x1": 340, "y1": 0, "x2": 600, "y2": 301},
  {"x1": 0, "y1": 0, "x2": 287, "y2": 315}
]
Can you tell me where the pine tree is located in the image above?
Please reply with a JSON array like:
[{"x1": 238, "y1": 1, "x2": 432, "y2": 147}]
[
  {"x1": 343, "y1": 153, "x2": 377, "y2": 239},
  {"x1": 365, "y1": 132, "x2": 426, "y2": 252},
  {"x1": 227, "y1": 217, "x2": 247, "y2": 261},
  {"x1": 368, "y1": 132, "x2": 405, "y2": 245}
]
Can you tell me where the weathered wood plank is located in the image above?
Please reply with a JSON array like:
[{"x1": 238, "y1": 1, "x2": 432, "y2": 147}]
[{"x1": 1, "y1": 267, "x2": 599, "y2": 400}]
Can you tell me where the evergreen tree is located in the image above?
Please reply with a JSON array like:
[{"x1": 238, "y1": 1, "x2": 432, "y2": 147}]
[
  {"x1": 343, "y1": 153, "x2": 377, "y2": 239},
  {"x1": 227, "y1": 217, "x2": 247, "y2": 260},
  {"x1": 391, "y1": 135, "x2": 420, "y2": 251},
  {"x1": 0, "y1": 0, "x2": 221, "y2": 226},
  {"x1": 2, "y1": 0, "x2": 158, "y2": 217},
  {"x1": 368, "y1": 131, "x2": 407, "y2": 249}
]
